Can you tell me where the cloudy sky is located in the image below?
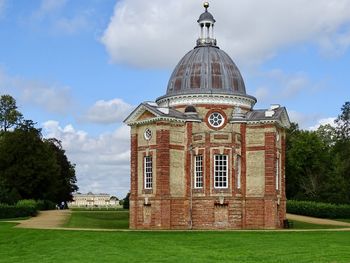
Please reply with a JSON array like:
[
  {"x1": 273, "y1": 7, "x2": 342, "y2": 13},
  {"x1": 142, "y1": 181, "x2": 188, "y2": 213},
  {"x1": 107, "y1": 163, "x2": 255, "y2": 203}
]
[{"x1": 1, "y1": 0, "x2": 350, "y2": 198}]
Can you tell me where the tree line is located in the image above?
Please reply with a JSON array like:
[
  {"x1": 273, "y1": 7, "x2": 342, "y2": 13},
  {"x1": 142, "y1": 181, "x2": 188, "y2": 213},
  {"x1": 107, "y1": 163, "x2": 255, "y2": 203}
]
[
  {"x1": 1, "y1": 94, "x2": 349, "y2": 206},
  {"x1": 0, "y1": 95, "x2": 78, "y2": 205},
  {"x1": 286, "y1": 101, "x2": 350, "y2": 204}
]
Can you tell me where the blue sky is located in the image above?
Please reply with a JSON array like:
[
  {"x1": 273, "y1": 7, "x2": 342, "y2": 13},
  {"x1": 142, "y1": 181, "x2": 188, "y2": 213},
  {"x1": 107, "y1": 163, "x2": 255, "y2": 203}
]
[{"x1": 1, "y1": 0, "x2": 350, "y2": 198}]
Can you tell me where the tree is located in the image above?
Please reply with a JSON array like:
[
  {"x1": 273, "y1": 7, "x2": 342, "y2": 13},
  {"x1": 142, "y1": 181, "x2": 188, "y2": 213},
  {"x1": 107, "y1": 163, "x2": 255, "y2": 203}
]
[
  {"x1": 0, "y1": 95, "x2": 23, "y2": 132},
  {"x1": 335, "y1": 101, "x2": 350, "y2": 140},
  {"x1": 45, "y1": 138, "x2": 78, "y2": 203},
  {"x1": 316, "y1": 124, "x2": 337, "y2": 147},
  {"x1": 0, "y1": 121, "x2": 60, "y2": 203},
  {"x1": 333, "y1": 101, "x2": 350, "y2": 202},
  {"x1": 123, "y1": 192, "x2": 130, "y2": 209},
  {"x1": 286, "y1": 124, "x2": 336, "y2": 201},
  {"x1": 286, "y1": 102, "x2": 350, "y2": 204}
]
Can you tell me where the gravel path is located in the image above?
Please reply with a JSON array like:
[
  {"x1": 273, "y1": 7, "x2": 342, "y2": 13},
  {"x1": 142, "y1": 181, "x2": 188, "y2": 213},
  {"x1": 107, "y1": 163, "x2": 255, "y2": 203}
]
[
  {"x1": 14, "y1": 210, "x2": 71, "y2": 229},
  {"x1": 287, "y1": 213, "x2": 350, "y2": 226},
  {"x1": 6, "y1": 211, "x2": 350, "y2": 230}
]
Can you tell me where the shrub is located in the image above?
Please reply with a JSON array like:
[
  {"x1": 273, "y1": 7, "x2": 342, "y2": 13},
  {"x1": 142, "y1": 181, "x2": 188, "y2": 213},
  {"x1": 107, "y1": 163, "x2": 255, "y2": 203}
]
[
  {"x1": 123, "y1": 193, "x2": 130, "y2": 210},
  {"x1": 36, "y1": 200, "x2": 56, "y2": 211},
  {"x1": 0, "y1": 199, "x2": 58, "y2": 219},
  {"x1": 287, "y1": 200, "x2": 350, "y2": 219},
  {"x1": 0, "y1": 202, "x2": 37, "y2": 219},
  {"x1": 16, "y1": 199, "x2": 37, "y2": 208}
]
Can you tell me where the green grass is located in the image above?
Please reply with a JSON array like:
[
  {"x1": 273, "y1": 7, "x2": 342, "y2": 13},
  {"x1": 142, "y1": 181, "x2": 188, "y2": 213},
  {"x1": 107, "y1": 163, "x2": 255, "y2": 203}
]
[
  {"x1": 334, "y1": 219, "x2": 350, "y2": 223},
  {"x1": 0, "y1": 216, "x2": 30, "y2": 221},
  {"x1": 65, "y1": 211, "x2": 346, "y2": 230},
  {"x1": 64, "y1": 210, "x2": 129, "y2": 229},
  {"x1": 1, "y1": 222, "x2": 350, "y2": 263},
  {"x1": 70, "y1": 207, "x2": 124, "y2": 211},
  {"x1": 290, "y1": 220, "x2": 344, "y2": 229}
]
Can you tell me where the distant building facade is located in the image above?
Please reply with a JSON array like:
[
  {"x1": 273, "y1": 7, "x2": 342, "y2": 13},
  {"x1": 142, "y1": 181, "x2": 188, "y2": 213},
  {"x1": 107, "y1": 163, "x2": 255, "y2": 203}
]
[
  {"x1": 69, "y1": 192, "x2": 119, "y2": 207},
  {"x1": 125, "y1": 3, "x2": 290, "y2": 229}
]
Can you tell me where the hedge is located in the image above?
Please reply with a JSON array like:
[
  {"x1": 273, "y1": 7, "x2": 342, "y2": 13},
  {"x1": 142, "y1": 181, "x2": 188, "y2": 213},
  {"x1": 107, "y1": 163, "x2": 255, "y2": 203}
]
[
  {"x1": 0, "y1": 199, "x2": 56, "y2": 219},
  {"x1": 287, "y1": 200, "x2": 350, "y2": 219},
  {"x1": 35, "y1": 200, "x2": 56, "y2": 211},
  {"x1": 0, "y1": 203, "x2": 37, "y2": 219}
]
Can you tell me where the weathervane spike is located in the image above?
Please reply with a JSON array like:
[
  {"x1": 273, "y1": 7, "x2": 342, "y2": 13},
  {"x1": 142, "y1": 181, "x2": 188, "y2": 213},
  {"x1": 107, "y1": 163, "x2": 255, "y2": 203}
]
[{"x1": 204, "y1": 2, "x2": 209, "y2": 12}]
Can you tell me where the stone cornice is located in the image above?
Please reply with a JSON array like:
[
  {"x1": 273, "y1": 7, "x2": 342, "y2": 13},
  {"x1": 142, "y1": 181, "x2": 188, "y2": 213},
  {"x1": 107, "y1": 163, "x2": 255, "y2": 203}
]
[{"x1": 156, "y1": 93, "x2": 257, "y2": 109}]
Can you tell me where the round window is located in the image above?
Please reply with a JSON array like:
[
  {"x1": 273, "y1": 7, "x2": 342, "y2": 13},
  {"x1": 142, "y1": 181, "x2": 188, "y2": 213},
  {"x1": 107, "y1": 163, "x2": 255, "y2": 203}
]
[
  {"x1": 144, "y1": 128, "x2": 152, "y2": 140},
  {"x1": 208, "y1": 112, "x2": 225, "y2": 128}
]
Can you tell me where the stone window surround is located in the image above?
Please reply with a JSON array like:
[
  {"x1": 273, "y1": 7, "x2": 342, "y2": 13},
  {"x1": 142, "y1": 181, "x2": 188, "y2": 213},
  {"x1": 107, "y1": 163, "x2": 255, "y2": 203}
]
[
  {"x1": 144, "y1": 128, "x2": 152, "y2": 141},
  {"x1": 211, "y1": 148, "x2": 232, "y2": 194},
  {"x1": 235, "y1": 154, "x2": 241, "y2": 190},
  {"x1": 194, "y1": 155, "x2": 204, "y2": 188},
  {"x1": 213, "y1": 154, "x2": 228, "y2": 189},
  {"x1": 208, "y1": 112, "x2": 225, "y2": 128},
  {"x1": 276, "y1": 152, "x2": 281, "y2": 191},
  {"x1": 144, "y1": 155, "x2": 153, "y2": 190},
  {"x1": 204, "y1": 109, "x2": 228, "y2": 130}
]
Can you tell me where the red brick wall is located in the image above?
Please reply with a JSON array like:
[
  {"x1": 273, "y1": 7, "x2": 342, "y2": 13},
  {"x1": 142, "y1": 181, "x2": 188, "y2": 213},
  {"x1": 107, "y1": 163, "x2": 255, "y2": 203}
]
[
  {"x1": 129, "y1": 106, "x2": 287, "y2": 229},
  {"x1": 129, "y1": 134, "x2": 138, "y2": 229}
]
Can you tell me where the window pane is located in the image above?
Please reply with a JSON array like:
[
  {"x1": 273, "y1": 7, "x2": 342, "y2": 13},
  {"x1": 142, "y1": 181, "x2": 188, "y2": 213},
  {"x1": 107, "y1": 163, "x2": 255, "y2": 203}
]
[
  {"x1": 236, "y1": 155, "x2": 241, "y2": 189},
  {"x1": 194, "y1": 155, "x2": 203, "y2": 188},
  {"x1": 144, "y1": 156, "x2": 153, "y2": 189},
  {"x1": 214, "y1": 155, "x2": 228, "y2": 188}
]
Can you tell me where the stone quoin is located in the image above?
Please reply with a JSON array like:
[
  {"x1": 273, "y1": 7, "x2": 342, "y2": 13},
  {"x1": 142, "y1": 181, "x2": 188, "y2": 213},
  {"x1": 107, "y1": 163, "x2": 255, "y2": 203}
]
[{"x1": 124, "y1": 2, "x2": 290, "y2": 229}]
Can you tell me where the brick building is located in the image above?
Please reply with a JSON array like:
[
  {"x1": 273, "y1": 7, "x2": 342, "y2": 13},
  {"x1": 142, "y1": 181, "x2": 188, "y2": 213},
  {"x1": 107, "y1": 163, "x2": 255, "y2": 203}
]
[{"x1": 124, "y1": 3, "x2": 290, "y2": 229}]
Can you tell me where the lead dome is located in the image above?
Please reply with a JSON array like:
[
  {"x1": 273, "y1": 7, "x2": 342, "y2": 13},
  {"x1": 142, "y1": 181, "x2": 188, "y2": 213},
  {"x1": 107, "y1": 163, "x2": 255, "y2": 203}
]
[
  {"x1": 156, "y1": 2, "x2": 256, "y2": 107},
  {"x1": 165, "y1": 46, "x2": 246, "y2": 96}
]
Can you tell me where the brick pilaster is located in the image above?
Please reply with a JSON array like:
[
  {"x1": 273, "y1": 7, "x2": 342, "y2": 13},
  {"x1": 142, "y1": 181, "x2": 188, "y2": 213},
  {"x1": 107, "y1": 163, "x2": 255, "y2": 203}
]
[{"x1": 130, "y1": 133, "x2": 138, "y2": 229}]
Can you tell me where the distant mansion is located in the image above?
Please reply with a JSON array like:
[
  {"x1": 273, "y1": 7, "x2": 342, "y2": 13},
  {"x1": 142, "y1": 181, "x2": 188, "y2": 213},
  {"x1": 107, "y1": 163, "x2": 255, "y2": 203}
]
[{"x1": 69, "y1": 192, "x2": 119, "y2": 207}]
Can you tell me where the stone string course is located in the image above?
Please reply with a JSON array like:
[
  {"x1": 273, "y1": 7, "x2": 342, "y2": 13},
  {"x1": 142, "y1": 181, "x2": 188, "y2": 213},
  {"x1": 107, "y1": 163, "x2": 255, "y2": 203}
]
[{"x1": 129, "y1": 105, "x2": 286, "y2": 230}]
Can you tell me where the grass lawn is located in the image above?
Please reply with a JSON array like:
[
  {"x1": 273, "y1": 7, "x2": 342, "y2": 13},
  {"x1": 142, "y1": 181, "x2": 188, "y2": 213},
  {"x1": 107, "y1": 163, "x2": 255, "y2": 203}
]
[
  {"x1": 289, "y1": 220, "x2": 344, "y2": 229},
  {"x1": 64, "y1": 210, "x2": 129, "y2": 229},
  {"x1": 0, "y1": 216, "x2": 30, "y2": 221},
  {"x1": 70, "y1": 207, "x2": 124, "y2": 211},
  {"x1": 334, "y1": 219, "x2": 350, "y2": 223},
  {"x1": 65, "y1": 210, "x2": 345, "y2": 230},
  {"x1": 1, "y1": 222, "x2": 350, "y2": 263}
]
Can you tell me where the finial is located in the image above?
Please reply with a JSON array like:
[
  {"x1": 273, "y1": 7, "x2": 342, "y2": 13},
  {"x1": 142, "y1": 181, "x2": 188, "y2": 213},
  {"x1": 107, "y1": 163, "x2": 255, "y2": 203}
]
[{"x1": 203, "y1": 2, "x2": 209, "y2": 12}]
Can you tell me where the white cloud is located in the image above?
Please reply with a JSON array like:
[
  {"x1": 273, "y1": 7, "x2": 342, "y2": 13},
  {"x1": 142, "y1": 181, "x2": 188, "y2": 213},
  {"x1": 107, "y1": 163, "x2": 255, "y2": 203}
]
[
  {"x1": 309, "y1": 117, "x2": 336, "y2": 131},
  {"x1": 288, "y1": 110, "x2": 336, "y2": 131},
  {"x1": 42, "y1": 121, "x2": 130, "y2": 198},
  {"x1": 288, "y1": 110, "x2": 321, "y2": 129},
  {"x1": 319, "y1": 28, "x2": 350, "y2": 58},
  {"x1": 29, "y1": 0, "x2": 90, "y2": 35},
  {"x1": 0, "y1": 0, "x2": 6, "y2": 18},
  {"x1": 254, "y1": 86, "x2": 270, "y2": 102},
  {"x1": 36, "y1": 0, "x2": 68, "y2": 17},
  {"x1": 83, "y1": 98, "x2": 133, "y2": 124},
  {"x1": 101, "y1": 0, "x2": 350, "y2": 68},
  {"x1": 54, "y1": 15, "x2": 89, "y2": 34},
  {"x1": 0, "y1": 69, "x2": 73, "y2": 114},
  {"x1": 252, "y1": 69, "x2": 312, "y2": 106},
  {"x1": 266, "y1": 69, "x2": 309, "y2": 99}
]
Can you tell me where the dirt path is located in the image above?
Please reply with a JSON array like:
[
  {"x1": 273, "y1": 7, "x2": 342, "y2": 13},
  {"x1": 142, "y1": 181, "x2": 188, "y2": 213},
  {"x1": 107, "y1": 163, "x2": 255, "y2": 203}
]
[
  {"x1": 287, "y1": 213, "x2": 350, "y2": 227},
  {"x1": 6, "y1": 210, "x2": 350, "y2": 230},
  {"x1": 14, "y1": 210, "x2": 71, "y2": 229}
]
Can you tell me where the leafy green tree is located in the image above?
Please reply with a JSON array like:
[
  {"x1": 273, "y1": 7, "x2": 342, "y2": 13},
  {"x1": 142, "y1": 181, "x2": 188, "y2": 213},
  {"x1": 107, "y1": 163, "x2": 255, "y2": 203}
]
[
  {"x1": 0, "y1": 95, "x2": 23, "y2": 132},
  {"x1": 316, "y1": 124, "x2": 337, "y2": 147},
  {"x1": 286, "y1": 124, "x2": 333, "y2": 201},
  {"x1": 0, "y1": 121, "x2": 60, "y2": 203},
  {"x1": 123, "y1": 192, "x2": 130, "y2": 209},
  {"x1": 332, "y1": 102, "x2": 350, "y2": 202},
  {"x1": 286, "y1": 102, "x2": 350, "y2": 204},
  {"x1": 335, "y1": 101, "x2": 350, "y2": 140},
  {"x1": 45, "y1": 138, "x2": 78, "y2": 202}
]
